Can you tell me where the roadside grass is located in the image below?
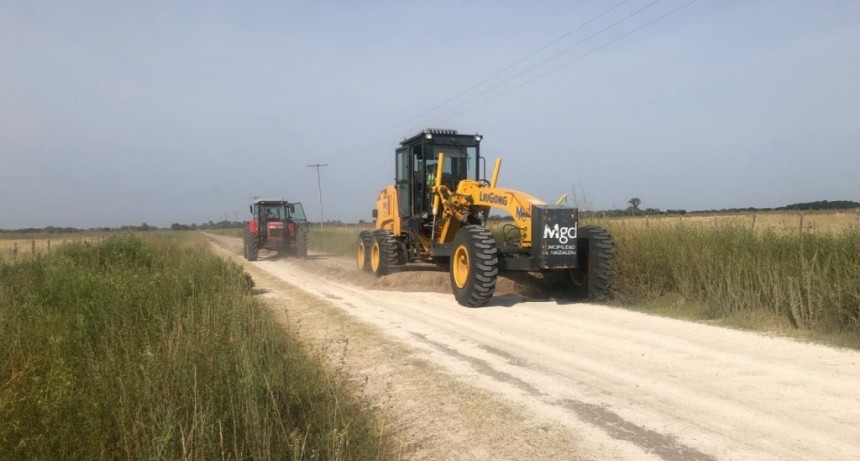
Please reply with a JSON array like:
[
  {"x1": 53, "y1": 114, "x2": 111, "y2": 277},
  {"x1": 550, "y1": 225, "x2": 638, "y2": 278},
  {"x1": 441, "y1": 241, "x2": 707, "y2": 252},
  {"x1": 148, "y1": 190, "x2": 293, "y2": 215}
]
[
  {"x1": 0, "y1": 234, "x2": 394, "y2": 460},
  {"x1": 309, "y1": 225, "x2": 371, "y2": 256},
  {"x1": 307, "y1": 212, "x2": 860, "y2": 348},
  {"x1": 603, "y1": 221, "x2": 860, "y2": 346},
  {"x1": 206, "y1": 228, "x2": 243, "y2": 238}
]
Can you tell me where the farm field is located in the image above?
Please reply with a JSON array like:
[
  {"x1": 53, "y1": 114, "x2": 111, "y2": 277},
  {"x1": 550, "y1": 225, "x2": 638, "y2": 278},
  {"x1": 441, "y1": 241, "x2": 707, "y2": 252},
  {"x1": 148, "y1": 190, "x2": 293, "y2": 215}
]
[
  {"x1": 0, "y1": 234, "x2": 109, "y2": 262},
  {"x1": 589, "y1": 209, "x2": 860, "y2": 234}
]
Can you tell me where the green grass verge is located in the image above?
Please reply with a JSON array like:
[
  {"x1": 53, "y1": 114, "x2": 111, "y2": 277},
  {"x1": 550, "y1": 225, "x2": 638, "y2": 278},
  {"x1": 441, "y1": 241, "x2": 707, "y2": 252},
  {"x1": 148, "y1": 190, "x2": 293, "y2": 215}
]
[{"x1": 0, "y1": 234, "x2": 393, "y2": 460}]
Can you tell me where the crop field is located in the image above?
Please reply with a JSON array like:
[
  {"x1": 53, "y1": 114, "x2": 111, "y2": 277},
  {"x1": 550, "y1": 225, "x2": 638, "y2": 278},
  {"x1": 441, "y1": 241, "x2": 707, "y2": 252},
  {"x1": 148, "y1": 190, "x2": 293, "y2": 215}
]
[
  {"x1": 305, "y1": 210, "x2": 860, "y2": 346},
  {"x1": 0, "y1": 234, "x2": 109, "y2": 263},
  {"x1": 588, "y1": 209, "x2": 860, "y2": 235}
]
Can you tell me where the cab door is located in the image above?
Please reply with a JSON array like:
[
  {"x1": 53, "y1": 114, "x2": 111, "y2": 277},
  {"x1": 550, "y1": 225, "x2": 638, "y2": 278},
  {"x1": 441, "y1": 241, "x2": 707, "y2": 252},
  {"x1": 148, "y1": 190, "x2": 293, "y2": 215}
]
[{"x1": 395, "y1": 147, "x2": 410, "y2": 217}]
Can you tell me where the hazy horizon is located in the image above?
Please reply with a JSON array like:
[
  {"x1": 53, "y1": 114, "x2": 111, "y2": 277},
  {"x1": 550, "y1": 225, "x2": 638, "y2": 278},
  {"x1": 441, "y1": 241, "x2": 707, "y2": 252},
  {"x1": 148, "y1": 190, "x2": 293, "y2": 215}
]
[{"x1": 2, "y1": 1, "x2": 859, "y2": 229}]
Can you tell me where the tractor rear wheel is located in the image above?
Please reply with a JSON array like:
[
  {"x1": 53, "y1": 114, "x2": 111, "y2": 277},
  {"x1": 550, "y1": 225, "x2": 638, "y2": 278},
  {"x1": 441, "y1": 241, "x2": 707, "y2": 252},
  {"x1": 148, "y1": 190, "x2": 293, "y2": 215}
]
[
  {"x1": 568, "y1": 225, "x2": 615, "y2": 300},
  {"x1": 370, "y1": 230, "x2": 398, "y2": 276},
  {"x1": 247, "y1": 233, "x2": 259, "y2": 262},
  {"x1": 356, "y1": 231, "x2": 373, "y2": 272},
  {"x1": 450, "y1": 225, "x2": 498, "y2": 307},
  {"x1": 243, "y1": 229, "x2": 250, "y2": 260},
  {"x1": 293, "y1": 226, "x2": 308, "y2": 258}
]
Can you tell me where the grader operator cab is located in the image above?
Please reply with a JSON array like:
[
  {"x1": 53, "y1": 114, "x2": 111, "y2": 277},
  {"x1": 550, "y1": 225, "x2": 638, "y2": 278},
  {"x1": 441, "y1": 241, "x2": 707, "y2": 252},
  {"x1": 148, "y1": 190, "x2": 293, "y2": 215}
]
[
  {"x1": 358, "y1": 128, "x2": 615, "y2": 307},
  {"x1": 243, "y1": 199, "x2": 308, "y2": 261}
]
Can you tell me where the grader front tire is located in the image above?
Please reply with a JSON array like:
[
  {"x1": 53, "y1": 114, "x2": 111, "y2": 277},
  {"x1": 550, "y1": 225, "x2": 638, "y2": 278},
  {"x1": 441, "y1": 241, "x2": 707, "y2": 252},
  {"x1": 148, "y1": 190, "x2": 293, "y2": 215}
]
[
  {"x1": 568, "y1": 225, "x2": 615, "y2": 300},
  {"x1": 450, "y1": 225, "x2": 498, "y2": 307}
]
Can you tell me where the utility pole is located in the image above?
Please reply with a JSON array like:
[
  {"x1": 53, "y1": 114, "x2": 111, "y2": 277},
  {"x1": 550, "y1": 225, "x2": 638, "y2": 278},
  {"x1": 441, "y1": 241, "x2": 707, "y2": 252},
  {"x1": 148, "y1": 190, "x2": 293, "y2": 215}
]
[{"x1": 307, "y1": 163, "x2": 328, "y2": 229}]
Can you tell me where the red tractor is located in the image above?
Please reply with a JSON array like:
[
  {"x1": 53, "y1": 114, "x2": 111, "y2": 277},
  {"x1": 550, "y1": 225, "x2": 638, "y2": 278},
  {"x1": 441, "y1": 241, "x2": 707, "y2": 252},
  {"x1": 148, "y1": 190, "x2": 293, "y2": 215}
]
[{"x1": 243, "y1": 199, "x2": 308, "y2": 261}]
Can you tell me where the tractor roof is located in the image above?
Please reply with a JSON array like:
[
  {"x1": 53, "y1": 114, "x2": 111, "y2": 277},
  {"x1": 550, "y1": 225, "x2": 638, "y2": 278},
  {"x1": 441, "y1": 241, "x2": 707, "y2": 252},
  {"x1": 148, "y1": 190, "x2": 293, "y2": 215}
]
[{"x1": 253, "y1": 198, "x2": 290, "y2": 205}]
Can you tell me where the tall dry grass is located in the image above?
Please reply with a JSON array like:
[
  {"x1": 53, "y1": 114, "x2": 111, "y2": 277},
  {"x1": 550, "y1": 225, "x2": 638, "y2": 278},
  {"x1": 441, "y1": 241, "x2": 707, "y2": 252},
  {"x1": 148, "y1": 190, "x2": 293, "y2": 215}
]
[
  {"x1": 0, "y1": 234, "x2": 394, "y2": 460},
  {"x1": 603, "y1": 221, "x2": 860, "y2": 337}
]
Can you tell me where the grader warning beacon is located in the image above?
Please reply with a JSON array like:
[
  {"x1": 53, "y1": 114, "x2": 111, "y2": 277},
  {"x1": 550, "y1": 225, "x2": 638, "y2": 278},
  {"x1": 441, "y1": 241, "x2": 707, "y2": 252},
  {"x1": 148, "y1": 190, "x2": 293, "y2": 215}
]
[{"x1": 357, "y1": 128, "x2": 615, "y2": 307}]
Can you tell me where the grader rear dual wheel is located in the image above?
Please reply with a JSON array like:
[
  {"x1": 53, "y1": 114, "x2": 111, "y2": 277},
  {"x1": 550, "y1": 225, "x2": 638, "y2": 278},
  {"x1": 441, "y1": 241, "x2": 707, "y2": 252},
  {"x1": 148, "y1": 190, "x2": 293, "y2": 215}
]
[
  {"x1": 357, "y1": 230, "x2": 399, "y2": 276},
  {"x1": 370, "y1": 230, "x2": 398, "y2": 276},
  {"x1": 356, "y1": 231, "x2": 372, "y2": 271},
  {"x1": 450, "y1": 225, "x2": 498, "y2": 307}
]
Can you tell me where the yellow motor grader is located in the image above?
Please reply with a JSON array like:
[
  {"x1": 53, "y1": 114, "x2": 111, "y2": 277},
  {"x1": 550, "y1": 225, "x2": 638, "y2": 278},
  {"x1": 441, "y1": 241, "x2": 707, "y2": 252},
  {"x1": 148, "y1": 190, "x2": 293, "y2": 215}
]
[{"x1": 357, "y1": 128, "x2": 614, "y2": 307}]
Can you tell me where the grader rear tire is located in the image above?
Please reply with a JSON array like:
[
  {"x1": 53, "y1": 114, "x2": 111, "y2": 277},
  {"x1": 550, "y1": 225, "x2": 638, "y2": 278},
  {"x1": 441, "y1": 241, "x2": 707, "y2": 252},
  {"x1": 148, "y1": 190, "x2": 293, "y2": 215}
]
[
  {"x1": 450, "y1": 225, "x2": 498, "y2": 307},
  {"x1": 357, "y1": 231, "x2": 372, "y2": 272},
  {"x1": 370, "y1": 230, "x2": 398, "y2": 276}
]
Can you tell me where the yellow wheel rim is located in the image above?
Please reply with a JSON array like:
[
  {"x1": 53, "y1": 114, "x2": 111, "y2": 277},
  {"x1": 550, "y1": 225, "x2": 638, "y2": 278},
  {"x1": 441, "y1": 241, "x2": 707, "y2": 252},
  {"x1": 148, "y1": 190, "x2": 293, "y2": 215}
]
[
  {"x1": 452, "y1": 245, "x2": 469, "y2": 288},
  {"x1": 357, "y1": 242, "x2": 366, "y2": 269},
  {"x1": 371, "y1": 242, "x2": 381, "y2": 272}
]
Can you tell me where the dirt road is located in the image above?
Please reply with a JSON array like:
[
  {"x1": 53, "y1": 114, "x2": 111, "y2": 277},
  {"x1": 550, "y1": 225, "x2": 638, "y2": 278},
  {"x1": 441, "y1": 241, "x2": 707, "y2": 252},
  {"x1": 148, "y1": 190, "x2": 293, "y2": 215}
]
[{"x1": 206, "y1": 234, "x2": 860, "y2": 461}]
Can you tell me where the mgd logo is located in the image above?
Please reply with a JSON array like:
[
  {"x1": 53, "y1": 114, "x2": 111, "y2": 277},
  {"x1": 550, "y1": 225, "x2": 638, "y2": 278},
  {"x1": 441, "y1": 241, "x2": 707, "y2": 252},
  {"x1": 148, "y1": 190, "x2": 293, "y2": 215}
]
[{"x1": 543, "y1": 223, "x2": 577, "y2": 244}]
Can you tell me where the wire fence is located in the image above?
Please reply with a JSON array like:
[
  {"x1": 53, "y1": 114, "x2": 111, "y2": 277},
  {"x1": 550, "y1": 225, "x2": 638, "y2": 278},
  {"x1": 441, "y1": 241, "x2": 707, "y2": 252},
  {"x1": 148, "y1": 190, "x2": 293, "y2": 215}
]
[{"x1": 0, "y1": 236, "x2": 108, "y2": 264}]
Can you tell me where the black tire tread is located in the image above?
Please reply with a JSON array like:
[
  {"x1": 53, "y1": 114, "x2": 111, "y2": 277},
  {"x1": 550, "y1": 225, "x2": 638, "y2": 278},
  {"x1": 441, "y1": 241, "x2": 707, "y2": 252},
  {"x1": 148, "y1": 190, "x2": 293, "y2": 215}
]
[
  {"x1": 293, "y1": 226, "x2": 308, "y2": 258},
  {"x1": 247, "y1": 232, "x2": 259, "y2": 262},
  {"x1": 451, "y1": 225, "x2": 498, "y2": 307},
  {"x1": 372, "y1": 230, "x2": 399, "y2": 276},
  {"x1": 576, "y1": 225, "x2": 615, "y2": 299},
  {"x1": 357, "y1": 231, "x2": 373, "y2": 272}
]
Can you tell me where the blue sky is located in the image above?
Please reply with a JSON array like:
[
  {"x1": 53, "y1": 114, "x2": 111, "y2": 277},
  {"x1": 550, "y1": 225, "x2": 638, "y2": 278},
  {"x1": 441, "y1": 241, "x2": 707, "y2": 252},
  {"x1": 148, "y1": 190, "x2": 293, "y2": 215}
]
[{"x1": 1, "y1": 0, "x2": 858, "y2": 228}]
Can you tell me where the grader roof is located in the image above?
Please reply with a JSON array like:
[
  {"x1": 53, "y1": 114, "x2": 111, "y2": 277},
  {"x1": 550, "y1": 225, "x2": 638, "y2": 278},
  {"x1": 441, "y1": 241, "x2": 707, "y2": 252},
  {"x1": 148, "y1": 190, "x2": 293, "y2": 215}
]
[{"x1": 400, "y1": 128, "x2": 481, "y2": 147}]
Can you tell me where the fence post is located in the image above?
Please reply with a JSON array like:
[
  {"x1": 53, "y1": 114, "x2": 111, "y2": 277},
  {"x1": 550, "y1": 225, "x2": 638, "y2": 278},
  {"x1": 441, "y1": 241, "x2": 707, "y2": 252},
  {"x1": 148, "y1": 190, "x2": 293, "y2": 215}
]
[
  {"x1": 47, "y1": 240, "x2": 51, "y2": 253},
  {"x1": 12, "y1": 242, "x2": 17, "y2": 263},
  {"x1": 799, "y1": 212, "x2": 805, "y2": 235},
  {"x1": 31, "y1": 240, "x2": 35, "y2": 255},
  {"x1": 751, "y1": 214, "x2": 757, "y2": 233}
]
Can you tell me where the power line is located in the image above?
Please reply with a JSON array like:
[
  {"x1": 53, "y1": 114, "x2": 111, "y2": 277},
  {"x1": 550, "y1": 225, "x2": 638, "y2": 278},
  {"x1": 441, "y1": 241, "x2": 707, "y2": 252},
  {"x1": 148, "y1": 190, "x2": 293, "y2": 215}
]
[
  {"x1": 412, "y1": 0, "x2": 667, "y2": 131},
  {"x1": 355, "y1": 0, "x2": 642, "y2": 150},
  {"x1": 383, "y1": 0, "x2": 637, "y2": 136},
  {"x1": 434, "y1": 0, "x2": 702, "y2": 126}
]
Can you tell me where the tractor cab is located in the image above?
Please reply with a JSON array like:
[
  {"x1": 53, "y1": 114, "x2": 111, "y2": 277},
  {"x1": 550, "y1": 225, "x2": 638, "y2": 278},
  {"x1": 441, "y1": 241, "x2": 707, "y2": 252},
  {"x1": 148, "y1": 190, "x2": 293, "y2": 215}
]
[
  {"x1": 250, "y1": 200, "x2": 305, "y2": 229},
  {"x1": 244, "y1": 199, "x2": 308, "y2": 261},
  {"x1": 395, "y1": 129, "x2": 483, "y2": 220}
]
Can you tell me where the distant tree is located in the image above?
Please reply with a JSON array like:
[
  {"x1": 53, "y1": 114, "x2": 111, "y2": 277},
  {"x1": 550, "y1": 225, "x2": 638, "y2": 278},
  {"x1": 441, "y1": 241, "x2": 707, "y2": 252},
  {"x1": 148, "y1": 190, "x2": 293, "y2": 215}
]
[{"x1": 628, "y1": 197, "x2": 642, "y2": 214}]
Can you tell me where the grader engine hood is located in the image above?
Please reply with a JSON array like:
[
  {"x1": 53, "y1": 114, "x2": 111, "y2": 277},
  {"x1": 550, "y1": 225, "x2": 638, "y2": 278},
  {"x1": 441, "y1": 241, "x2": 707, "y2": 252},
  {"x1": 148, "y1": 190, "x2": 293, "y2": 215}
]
[{"x1": 531, "y1": 205, "x2": 579, "y2": 269}]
